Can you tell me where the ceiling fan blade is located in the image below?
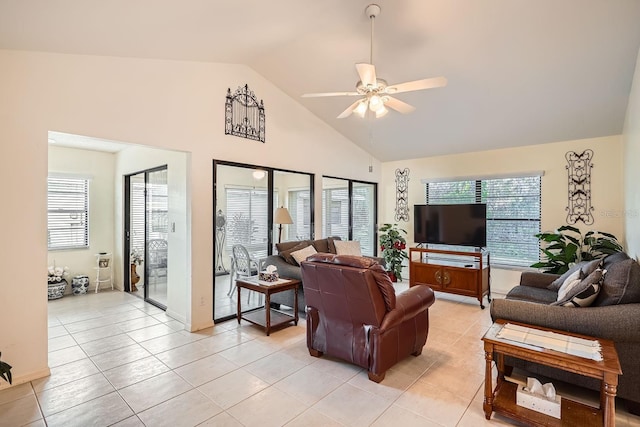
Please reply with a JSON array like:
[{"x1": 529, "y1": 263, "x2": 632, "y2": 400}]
[
  {"x1": 356, "y1": 63, "x2": 377, "y2": 87},
  {"x1": 386, "y1": 76, "x2": 448, "y2": 94},
  {"x1": 337, "y1": 99, "x2": 364, "y2": 119},
  {"x1": 384, "y1": 96, "x2": 416, "y2": 114},
  {"x1": 302, "y1": 91, "x2": 359, "y2": 98}
]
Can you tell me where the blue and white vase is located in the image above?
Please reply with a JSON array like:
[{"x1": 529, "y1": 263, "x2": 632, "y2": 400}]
[
  {"x1": 47, "y1": 279, "x2": 67, "y2": 300},
  {"x1": 71, "y1": 275, "x2": 90, "y2": 295}
]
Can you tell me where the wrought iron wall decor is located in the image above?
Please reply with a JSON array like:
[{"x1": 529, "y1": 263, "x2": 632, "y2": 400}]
[
  {"x1": 395, "y1": 168, "x2": 410, "y2": 222},
  {"x1": 225, "y1": 84, "x2": 265, "y2": 142},
  {"x1": 565, "y1": 150, "x2": 594, "y2": 225},
  {"x1": 215, "y1": 209, "x2": 228, "y2": 274}
]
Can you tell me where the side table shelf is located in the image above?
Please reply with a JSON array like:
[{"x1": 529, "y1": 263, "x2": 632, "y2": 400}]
[{"x1": 95, "y1": 253, "x2": 113, "y2": 293}]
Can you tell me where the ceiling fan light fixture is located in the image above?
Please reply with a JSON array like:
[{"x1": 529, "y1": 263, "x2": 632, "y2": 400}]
[
  {"x1": 375, "y1": 105, "x2": 388, "y2": 118},
  {"x1": 369, "y1": 94, "x2": 382, "y2": 111},
  {"x1": 355, "y1": 100, "x2": 368, "y2": 117}
]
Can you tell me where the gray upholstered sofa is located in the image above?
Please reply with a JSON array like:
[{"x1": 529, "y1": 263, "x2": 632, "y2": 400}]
[
  {"x1": 490, "y1": 251, "x2": 640, "y2": 414},
  {"x1": 264, "y1": 237, "x2": 385, "y2": 313}
]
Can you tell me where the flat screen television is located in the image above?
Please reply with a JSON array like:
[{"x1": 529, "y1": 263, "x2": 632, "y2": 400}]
[{"x1": 414, "y1": 204, "x2": 487, "y2": 248}]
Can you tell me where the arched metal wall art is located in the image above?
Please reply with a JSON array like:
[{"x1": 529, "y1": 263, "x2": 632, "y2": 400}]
[
  {"x1": 225, "y1": 84, "x2": 265, "y2": 142},
  {"x1": 395, "y1": 168, "x2": 410, "y2": 222},
  {"x1": 565, "y1": 150, "x2": 594, "y2": 225}
]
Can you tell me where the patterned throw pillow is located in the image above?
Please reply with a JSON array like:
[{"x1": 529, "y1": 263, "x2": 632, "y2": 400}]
[
  {"x1": 333, "y1": 240, "x2": 362, "y2": 257},
  {"x1": 290, "y1": 245, "x2": 317, "y2": 266},
  {"x1": 555, "y1": 269, "x2": 582, "y2": 302},
  {"x1": 552, "y1": 269, "x2": 605, "y2": 307}
]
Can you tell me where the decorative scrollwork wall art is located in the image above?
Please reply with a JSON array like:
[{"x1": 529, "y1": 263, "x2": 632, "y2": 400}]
[
  {"x1": 395, "y1": 168, "x2": 410, "y2": 222},
  {"x1": 565, "y1": 150, "x2": 594, "y2": 225},
  {"x1": 225, "y1": 84, "x2": 265, "y2": 142}
]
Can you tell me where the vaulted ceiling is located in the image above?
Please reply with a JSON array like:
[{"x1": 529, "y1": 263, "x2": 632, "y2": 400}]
[{"x1": 2, "y1": 0, "x2": 640, "y2": 161}]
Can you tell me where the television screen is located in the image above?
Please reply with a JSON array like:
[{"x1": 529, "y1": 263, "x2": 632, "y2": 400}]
[{"x1": 414, "y1": 204, "x2": 487, "y2": 247}]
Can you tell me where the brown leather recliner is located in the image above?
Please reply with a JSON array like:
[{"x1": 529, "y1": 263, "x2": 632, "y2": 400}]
[{"x1": 300, "y1": 253, "x2": 436, "y2": 382}]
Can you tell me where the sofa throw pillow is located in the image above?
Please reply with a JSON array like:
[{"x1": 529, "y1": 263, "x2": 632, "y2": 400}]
[
  {"x1": 334, "y1": 240, "x2": 362, "y2": 257},
  {"x1": 548, "y1": 259, "x2": 600, "y2": 291},
  {"x1": 555, "y1": 269, "x2": 582, "y2": 302},
  {"x1": 291, "y1": 245, "x2": 317, "y2": 266},
  {"x1": 278, "y1": 241, "x2": 311, "y2": 265},
  {"x1": 594, "y1": 257, "x2": 640, "y2": 306},
  {"x1": 552, "y1": 268, "x2": 605, "y2": 307}
]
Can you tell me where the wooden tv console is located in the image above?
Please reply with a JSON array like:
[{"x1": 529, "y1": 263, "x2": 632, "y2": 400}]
[{"x1": 409, "y1": 247, "x2": 490, "y2": 308}]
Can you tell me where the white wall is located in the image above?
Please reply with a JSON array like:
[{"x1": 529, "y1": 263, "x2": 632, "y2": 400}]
[
  {"x1": 48, "y1": 145, "x2": 116, "y2": 292},
  {"x1": 381, "y1": 135, "x2": 625, "y2": 295},
  {"x1": 0, "y1": 49, "x2": 381, "y2": 388},
  {"x1": 623, "y1": 48, "x2": 640, "y2": 260}
]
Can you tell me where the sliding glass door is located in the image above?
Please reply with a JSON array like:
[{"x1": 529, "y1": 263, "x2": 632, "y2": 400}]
[
  {"x1": 322, "y1": 176, "x2": 377, "y2": 257},
  {"x1": 213, "y1": 160, "x2": 314, "y2": 322},
  {"x1": 124, "y1": 165, "x2": 168, "y2": 309}
]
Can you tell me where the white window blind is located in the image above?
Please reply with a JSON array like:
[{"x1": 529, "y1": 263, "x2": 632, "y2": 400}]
[
  {"x1": 226, "y1": 188, "x2": 268, "y2": 257},
  {"x1": 321, "y1": 188, "x2": 349, "y2": 240},
  {"x1": 426, "y1": 176, "x2": 541, "y2": 267},
  {"x1": 352, "y1": 184, "x2": 375, "y2": 256},
  {"x1": 47, "y1": 176, "x2": 89, "y2": 250},
  {"x1": 288, "y1": 189, "x2": 311, "y2": 240}
]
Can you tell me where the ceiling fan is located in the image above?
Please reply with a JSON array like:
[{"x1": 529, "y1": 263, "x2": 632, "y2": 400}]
[{"x1": 302, "y1": 4, "x2": 447, "y2": 119}]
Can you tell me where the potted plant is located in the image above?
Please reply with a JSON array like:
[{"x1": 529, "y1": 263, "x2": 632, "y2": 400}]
[
  {"x1": 531, "y1": 225, "x2": 623, "y2": 274},
  {"x1": 0, "y1": 352, "x2": 12, "y2": 385},
  {"x1": 379, "y1": 223, "x2": 408, "y2": 281},
  {"x1": 130, "y1": 248, "x2": 144, "y2": 292}
]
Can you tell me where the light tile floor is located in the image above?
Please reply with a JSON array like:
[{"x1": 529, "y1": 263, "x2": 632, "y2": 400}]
[{"x1": 2, "y1": 290, "x2": 639, "y2": 427}]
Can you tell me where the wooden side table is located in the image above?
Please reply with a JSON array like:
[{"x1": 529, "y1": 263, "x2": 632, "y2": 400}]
[
  {"x1": 236, "y1": 276, "x2": 299, "y2": 336},
  {"x1": 482, "y1": 319, "x2": 621, "y2": 427}
]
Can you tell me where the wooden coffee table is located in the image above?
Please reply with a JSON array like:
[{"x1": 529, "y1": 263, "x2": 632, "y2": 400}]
[
  {"x1": 482, "y1": 319, "x2": 621, "y2": 427},
  {"x1": 236, "y1": 276, "x2": 299, "y2": 336}
]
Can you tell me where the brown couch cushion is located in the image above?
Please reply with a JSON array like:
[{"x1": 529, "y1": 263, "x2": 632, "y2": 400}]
[
  {"x1": 327, "y1": 236, "x2": 342, "y2": 254},
  {"x1": 311, "y1": 239, "x2": 330, "y2": 253},
  {"x1": 278, "y1": 240, "x2": 311, "y2": 265},
  {"x1": 594, "y1": 257, "x2": 640, "y2": 306}
]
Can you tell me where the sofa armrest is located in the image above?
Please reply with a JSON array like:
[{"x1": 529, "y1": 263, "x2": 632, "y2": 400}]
[
  {"x1": 380, "y1": 285, "x2": 435, "y2": 331},
  {"x1": 263, "y1": 255, "x2": 302, "y2": 281},
  {"x1": 519, "y1": 271, "x2": 560, "y2": 289},
  {"x1": 490, "y1": 298, "x2": 640, "y2": 343},
  {"x1": 365, "y1": 255, "x2": 387, "y2": 268}
]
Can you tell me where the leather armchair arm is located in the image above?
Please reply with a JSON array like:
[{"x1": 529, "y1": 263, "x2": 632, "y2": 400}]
[{"x1": 380, "y1": 285, "x2": 435, "y2": 331}]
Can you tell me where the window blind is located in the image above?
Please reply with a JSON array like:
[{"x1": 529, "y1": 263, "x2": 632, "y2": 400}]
[
  {"x1": 352, "y1": 184, "x2": 375, "y2": 256},
  {"x1": 47, "y1": 176, "x2": 89, "y2": 250},
  {"x1": 226, "y1": 188, "x2": 269, "y2": 257},
  {"x1": 426, "y1": 176, "x2": 541, "y2": 267},
  {"x1": 288, "y1": 189, "x2": 311, "y2": 240},
  {"x1": 321, "y1": 188, "x2": 349, "y2": 240}
]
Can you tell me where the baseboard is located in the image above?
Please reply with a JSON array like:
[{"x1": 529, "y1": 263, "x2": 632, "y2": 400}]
[
  {"x1": 165, "y1": 309, "x2": 186, "y2": 325},
  {"x1": 186, "y1": 319, "x2": 215, "y2": 332},
  {"x1": 0, "y1": 367, "x2": 50, "y2": 391}
]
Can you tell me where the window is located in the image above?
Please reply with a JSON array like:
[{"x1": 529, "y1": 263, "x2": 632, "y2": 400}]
[
  {"x1": 287, "y1": 189, "x2": 311, "y2": 240},
  {"x1": 225, "y1": 188, "x2": 268, "y2": 257},
  {"x1": 47, "y1": 176, "x2": 89, "y2": 250},
  {"x1": 321, "y1": 187, "x2": 349, "y2": 240},
  {"x1": 425, "y1": 175, "x2": 541, "y2": 267}
]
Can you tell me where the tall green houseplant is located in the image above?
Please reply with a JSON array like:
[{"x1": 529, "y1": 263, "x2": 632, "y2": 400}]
[
  {"x1": 531, "y1": 225, "x2": 623, "y2": 274},
  {"x1": 379, "y1": 223, "x2": 408, "y2": 281}
]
